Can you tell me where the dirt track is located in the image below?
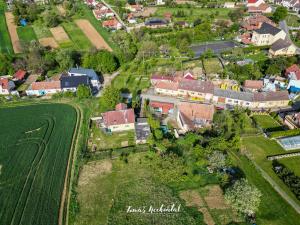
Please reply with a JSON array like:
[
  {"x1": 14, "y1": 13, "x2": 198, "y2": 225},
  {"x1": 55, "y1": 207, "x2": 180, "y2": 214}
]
[
  {"x1": 5, "y1": 12, "x2": 22, "y2": 53},
  {"x1": 75, "y1": 19, "x2": 112, "y2": 52}
]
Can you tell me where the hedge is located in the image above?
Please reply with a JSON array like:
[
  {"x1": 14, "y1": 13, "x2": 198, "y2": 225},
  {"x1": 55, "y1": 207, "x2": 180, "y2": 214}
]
[{"x1": 269, "y1": 129, "x2": 300, "y2": 138}]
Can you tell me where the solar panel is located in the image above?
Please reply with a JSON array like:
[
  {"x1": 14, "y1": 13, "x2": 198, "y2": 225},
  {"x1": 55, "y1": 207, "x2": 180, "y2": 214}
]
[{"x1": 278, "y1": 135, "x2": 300, "y2": 150}]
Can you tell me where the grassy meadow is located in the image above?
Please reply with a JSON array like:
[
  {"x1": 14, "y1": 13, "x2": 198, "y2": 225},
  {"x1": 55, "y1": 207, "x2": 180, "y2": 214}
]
[{"x1": 0, "y1": 0, "x2": 13, "y2": 53}]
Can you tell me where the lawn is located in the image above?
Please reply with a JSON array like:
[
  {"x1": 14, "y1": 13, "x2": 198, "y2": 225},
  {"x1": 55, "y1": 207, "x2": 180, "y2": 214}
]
[
  {"x1": 252, "y1": 114, "x2": 284, "y2": 132},
  {"x1": 229, "y1": 149, "x2": 300, "y2": 225},
  {"x1": 0, "y1": 0, "x2": 13, "y2": 53},
  {"x1": 0, "y1": 103, "x2": 77, "y2": 225},
  {"x1": 244, "y1": 52, "x2": 268, "y2": 62},
  {"x1": 17, "y1": 26, "x2": 37, "y2": 43},
  {"x1": 242, "y1": 136, "x2": 300, "y2": 208},
  {"x1": 62, "y1": 22, "x2": 93, "y2": 50},
  {"x1": 32, "y1": 20, "x2": 52, "y2": 39},
  {"x1": 154, "y1": 7, "x2": 232, "y2": 22},
  {"x1": 286, "y1": 14, "x2": 300, "y2": 27},
  {"x1": 90, "y1": 124, "x2": 136, "y2": 150},
  {"x1": 278, "y1": 157, "x2": 300, "y2": 177},
  {"x1": 202, "y1": 58, "x2": 223, "y2": 75},
  {"x1": 74, "y1": 153, "x2": 206, "y2": 225}
]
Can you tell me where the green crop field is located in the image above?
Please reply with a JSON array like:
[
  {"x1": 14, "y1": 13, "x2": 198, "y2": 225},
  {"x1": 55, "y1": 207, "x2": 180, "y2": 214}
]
[
  {"x1": 0, "y1": 103, "x2": 77, "y2": 225},
  {"x1": 0, "y1": 0, "x2": 13, "y2": 53}
]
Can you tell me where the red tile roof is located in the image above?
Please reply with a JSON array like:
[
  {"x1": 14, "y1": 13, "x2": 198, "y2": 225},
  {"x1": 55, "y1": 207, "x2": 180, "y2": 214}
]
[
  {"x1": 0, "y1": 78, "x2": 9, "y2": 90},
  {"x1": 285, "y1": 64, "x2": 300, "y2": 80},
  {"x1": 150, "y1": 101, "x2": 174, "y2": 114},
  {"x1": 14, "y1": 70, "x2": 26, "y2": 80},
  {"x1": 115, "y1": 103, "x2": 127, "y2": 110},
  {"x1": 179, "y1": 79, "x2": 214, "y2": 94},
  {"x1": 244, "y1": 80, "x2": 263, "y2": 89},
  {"x1": 155, "y1": 81, "x2": 179, "y2": 91},
  {"x1": 102, "y1": 17, "x2": 120, "y2": 28},
  {"x1": 102, "y1": 109, "x2": 135, "y2": 126},
  {"x1": 248, "y1": 0, "x2": 258, "y2": 3},
  {"x1": 31, "y1": 81, "x2": 61, "y2": 90}
]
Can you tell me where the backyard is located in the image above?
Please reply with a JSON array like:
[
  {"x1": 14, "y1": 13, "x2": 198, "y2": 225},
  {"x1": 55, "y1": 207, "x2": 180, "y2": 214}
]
[
  {"x1": 17, "y1": 26, "x2": 37, "y2": 43},
  {"x1": 278, "y1": 157, "x2": 300, "y2": 177},
  {"x1": 202, "y1": 58, "x2": 223, "y2": 75},
  {"x1": 154, "y1": 7, "x2": 233, "y2": 23},
  {"x1": 242, "y1": 136, "x2": 300, "y2": 209},
  {"x1": 286, "y1": 14, "x2": 300, "y2": 27},
  {"x1": 252, "y1": 114, "x2": 284, "y2": 132}
]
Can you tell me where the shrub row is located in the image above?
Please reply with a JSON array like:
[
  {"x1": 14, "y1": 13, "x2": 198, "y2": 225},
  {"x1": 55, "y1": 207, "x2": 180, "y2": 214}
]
[
  {"x1": 269, "y1": 129, "x2": 300, "y2": 138},
  {"x1": 272, "y1": 160, "x2": 300, "y2": 200}
]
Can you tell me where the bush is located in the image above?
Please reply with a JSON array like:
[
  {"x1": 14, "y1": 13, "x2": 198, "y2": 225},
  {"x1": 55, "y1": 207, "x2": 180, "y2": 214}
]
[{"x1": 269, "y1": 129, "x2": 300, "y2": 138}]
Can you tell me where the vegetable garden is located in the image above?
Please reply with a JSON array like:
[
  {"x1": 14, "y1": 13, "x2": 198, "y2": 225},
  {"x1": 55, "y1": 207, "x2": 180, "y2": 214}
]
[{"x1": 0, "y1": 103, "x2": 77, "y2": 225}]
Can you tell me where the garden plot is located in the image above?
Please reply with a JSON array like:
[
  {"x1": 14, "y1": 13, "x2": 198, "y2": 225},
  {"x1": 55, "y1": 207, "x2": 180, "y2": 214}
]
[
  {"x1": 50, "y1": 26, "x2": 70, "y2": 43},
  {"x1": 5, "y1": 12, "x2": 22, "y2": 53},
  {"x1": 39, "y1": 37, "x2": 59, "y2": 49},
  {"x1": 75, "y1": 19, "x2": 112, "y2": 51}
]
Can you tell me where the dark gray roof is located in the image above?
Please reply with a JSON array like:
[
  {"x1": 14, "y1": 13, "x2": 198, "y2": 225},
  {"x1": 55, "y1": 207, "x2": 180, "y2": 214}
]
[
  {"x1": 61, "y1": 75, "x2": 90, "y2": 89},
  {"x1": 135, "y1": 119, "x2": 151, "y2": 141},
  {"x1": 271, "y1": 39, "x2": 293, "y2": 51},
  {"x1": 145, "y1": 18, "x2": 167, "y2": 26},
  {"x1": 254, "y1": 22, "x2": 282, "y2": 35},
  {"x1": 214, "y1": 88, "x2": 254, "y2": 102},
  {"x1": 68, "y1": 67, "x2": 99, "y2": 81}
]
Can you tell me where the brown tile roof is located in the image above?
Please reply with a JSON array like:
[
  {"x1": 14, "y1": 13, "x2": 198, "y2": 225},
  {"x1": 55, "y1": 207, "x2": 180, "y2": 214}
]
[
  {"x1": 253, "y1": 91, "x2": 289, "y2": 102},
  {"x1": 150, "y1": 101, "x2": 174, "y2": 114},
  {"x1": 178, "y1": 102, "x2": 214, "y2": 129},
  {"x1": 286, "y1": 64, "x2": 300, "y2": 75},
  {"x1": 178, "y1": 79, "x2": 214, "y2": 94},
  {"x1": 244, "y1": 80, "x2": 263, "y2": 89},
  {"x1": 31, "y1": 81, "x2": 61, "y2": 90},
  {"x1": 155, "y1": 81, "x2": 179, "y2": 91},
  {"x1": 102, "y1": 109, "x2": 135, "y2": 126}
]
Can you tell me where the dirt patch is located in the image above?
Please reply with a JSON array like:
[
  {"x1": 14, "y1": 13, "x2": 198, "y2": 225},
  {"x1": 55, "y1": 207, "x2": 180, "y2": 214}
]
[
  {"x1": 121, "y1": 141, "x2": 128, "y2": 147},
  {"x1": 78, "y1": 160, "x2": 112, "y2": 186},
  {"x1": 56, "y1": 5, "x2": 66, "y2": 16},
  {"x1": 135, "y1": 7, "x2": 157, "y2": 18},
  {"x1": 50, "y1": 26, "x2": 70, "y2": 43},
  {"x1": 204, "y1": 185, "x2": 229, "y2": 210},
  {"x1": 75, "y1": 19, "x2": 112, "y2": 51},
  {"x1": 199, "y1": 207, "x2": 215, "y2": 225},
  {"x1": 179, "y1": 190, "x2": 204, "y2": 207},
  {"x1": 5, "y1": 12, "x2": 22, "y2": 53},
  {"x1": 39, "y1": 37, "x2": 59, "y2": 49}
]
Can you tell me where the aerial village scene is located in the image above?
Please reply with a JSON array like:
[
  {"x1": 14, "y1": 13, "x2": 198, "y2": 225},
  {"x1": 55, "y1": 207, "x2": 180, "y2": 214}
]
[{"x1": 1, "y1": 0, "x2": 300, "y2": 224}]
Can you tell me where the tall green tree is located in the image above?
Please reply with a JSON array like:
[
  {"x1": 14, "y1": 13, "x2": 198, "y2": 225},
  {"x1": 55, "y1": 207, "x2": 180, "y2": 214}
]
[
  {"x1": 76, "y1": 84, "x2": 91, "y2": 99},
  {"x1": 100, "y1": 86, "x2": 120, "y2": 111},
  {"x1": 272, "y1": 6, "x2": 288, "y2": 23}
]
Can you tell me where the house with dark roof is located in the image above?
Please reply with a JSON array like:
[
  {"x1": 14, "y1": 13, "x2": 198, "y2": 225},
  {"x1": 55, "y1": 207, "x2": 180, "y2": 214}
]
[
  {"x1": 68, "y1": 67, "x2": 101, "y2": 90},
  {"x1": 145, "y1": 18, "x2": 168, "y2": 28},
  {"x1": 135, "y1": 118, "x2": 151, "y2": 144},
  {"x1": 60, "y1": 75, "x2": 90, "y2": 92},
  {"x1": 251, "y1": 22, "x2": 286, "y2": 46},
  {"x1": 269, "y1": 39, "x2": 297, "y2": 57}
]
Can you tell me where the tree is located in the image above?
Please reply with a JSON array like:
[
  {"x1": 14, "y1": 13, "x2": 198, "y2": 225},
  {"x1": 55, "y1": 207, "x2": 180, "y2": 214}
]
[
  {"x1": 154, "y1": 129, "x2": 163, "y2": 140},
  {"x1": 208, "y1": 151, "x2": 226, "y2": 170},
  {"x1": 44, "y1": 10, "x2": 61, "y2": 28},
  {"x1": 272, "y1": 6, "x2": 288, "y2": 23},
  {"x1": 225, "y1": 179, "x2": 262, "y2": 216},
  {"x1": 55, "y1": 49, "x2": 75, "y2": 70},
  {"x1": 0, "y1": 54, "x2": 13, "y2": 75},
  {"x1": 82, "y1": 50, "x2": 119, "y2": 73},
  {"x1": 228, "y1": 8, "x2": 245, "y2": 22},
  {"x1": 137, "y1": 41, "x2": 158, "y2": 59},
  {"x1": 76, "y1": 84, "x2": 91, "y2": 99},
  {"x1": 100, "y1": 86, "x2": 120, "y2": 110}
]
